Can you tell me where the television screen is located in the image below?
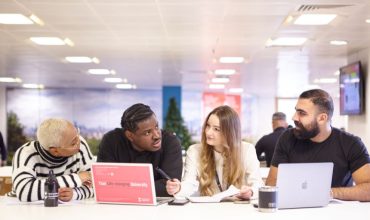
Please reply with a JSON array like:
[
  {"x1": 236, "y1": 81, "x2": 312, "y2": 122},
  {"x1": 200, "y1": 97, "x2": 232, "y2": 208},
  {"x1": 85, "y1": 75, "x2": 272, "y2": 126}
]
[{"x1": 339, "y1": 61, "x2": 364, "y2": 115}]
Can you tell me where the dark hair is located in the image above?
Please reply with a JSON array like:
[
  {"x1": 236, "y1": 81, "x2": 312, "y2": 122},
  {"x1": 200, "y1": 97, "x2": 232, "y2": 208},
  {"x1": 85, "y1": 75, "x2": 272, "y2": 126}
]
[
  {"x1": 120, "y1": 103, "x2": 155, "y2": 132},
  {"x1": 299, "y1": 89, "x2": 334, "y2": 119}
]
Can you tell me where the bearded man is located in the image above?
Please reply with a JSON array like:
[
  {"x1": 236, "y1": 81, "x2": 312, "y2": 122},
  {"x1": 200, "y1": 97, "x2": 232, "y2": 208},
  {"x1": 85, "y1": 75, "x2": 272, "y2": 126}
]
[{"x1": 266, "y1": 89, "x2": 370, "y2": 202}]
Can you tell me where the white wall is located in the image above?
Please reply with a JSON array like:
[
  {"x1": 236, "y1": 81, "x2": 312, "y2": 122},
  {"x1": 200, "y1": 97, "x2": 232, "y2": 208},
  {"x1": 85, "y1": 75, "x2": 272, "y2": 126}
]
[
  {"x1": 250, "y1": 96, "x2": 276, "y2": 143},
  {"x1": 348, "y1": 48, "x2": 370, "y2": 149},
  {"x1": 0, "y1": 85, "x2": 6, "y2": 145}
]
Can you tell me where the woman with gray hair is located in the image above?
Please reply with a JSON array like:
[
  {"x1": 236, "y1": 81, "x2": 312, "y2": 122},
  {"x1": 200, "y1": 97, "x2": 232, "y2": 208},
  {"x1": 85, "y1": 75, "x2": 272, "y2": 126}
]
[{"x1": 11, "y1": 118, "x2": 94, "y2": 202}]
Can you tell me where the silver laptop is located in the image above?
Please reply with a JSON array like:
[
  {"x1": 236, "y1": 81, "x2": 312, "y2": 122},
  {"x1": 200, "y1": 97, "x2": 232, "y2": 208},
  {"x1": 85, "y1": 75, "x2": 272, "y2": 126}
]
[{"x1": 277, "y1": 162, "x2": 333, "y2": 209}]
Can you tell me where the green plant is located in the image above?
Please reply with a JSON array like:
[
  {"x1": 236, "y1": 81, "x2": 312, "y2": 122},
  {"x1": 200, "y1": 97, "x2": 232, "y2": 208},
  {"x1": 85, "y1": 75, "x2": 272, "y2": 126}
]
[
  {"x1": 85, "y1": 137, "x2": 101, "y2": 156},
  {"x1": 164, "y1": 98, "x2": 194, "y2": 151},
  {"x1": 7, "y1": 111, "x2": 28, "y2": 164}
]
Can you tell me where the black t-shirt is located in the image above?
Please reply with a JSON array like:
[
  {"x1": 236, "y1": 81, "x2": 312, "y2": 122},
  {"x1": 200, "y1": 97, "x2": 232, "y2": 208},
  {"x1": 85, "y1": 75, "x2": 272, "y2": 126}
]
[
  {"x1": 255, "y1": 127, "x2": 286, "y2": 167},
  {"x1": 97, "y1": 128, "x2": 183, "y2": 196},
  {"x1": 271, "y1": 127, "x2": 370, "y2": 187}
]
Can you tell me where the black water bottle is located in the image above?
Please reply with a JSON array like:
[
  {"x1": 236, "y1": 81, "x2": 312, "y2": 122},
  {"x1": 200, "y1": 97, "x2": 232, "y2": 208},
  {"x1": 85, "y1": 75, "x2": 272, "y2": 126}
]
[{"x1": 44, "y1": 170, "x2": 59, "y2": 207}]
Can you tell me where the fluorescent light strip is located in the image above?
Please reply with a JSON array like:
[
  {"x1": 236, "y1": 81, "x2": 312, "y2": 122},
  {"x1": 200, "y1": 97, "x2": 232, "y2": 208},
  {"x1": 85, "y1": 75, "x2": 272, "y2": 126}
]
[
  {"x1": 219, "y1": 57, "x2": 245, "y2": 63},
  {"x1": 266, "y1": 37, "x2": 307, "y2": 47},
  {"x1": 87, "y1": 69, "x2": 114, "y2": 75},
  {"x1": 209, "y1": 84, "x2": 225, "y2": 89},
  {"x1": 22, "y1": 84, "x2": 44, "y2": 89},
  {"x1": 0, "y1": 77, "x2": 22, "y2": 83},
  {"x1": 366, "y1": 19, "x2": 370, "y2": 23},
  {"x1": 30, "y1": 37, "x2": 66, "y2": 45},
  {"x1": 65, "y1": 56, "x2": 99, "y2": 63},
  {"x1": 330, "y1": 40, "x2": 347, "y2": 46},
  {"x1": 214, "y1": 69, "x2": 236, "y2": 75},
  {"x1": 104, "y1": 78, "x2": 123, "y2": 83},
  {"x1": 29, "y1": 14, "x2": 44, "y2": 26},
  {"x1": 116, "y1": 84, "x2": 136, "y2": 89},
  {"x1": 294, "y1": 14, "x2": 337, "y2": 25},
  {"x1": 64, "y1": 38, "x2": 74, "y2": 47},
  {"x1": 0, "y1": 13, "x2": 33, "y2": 24}
]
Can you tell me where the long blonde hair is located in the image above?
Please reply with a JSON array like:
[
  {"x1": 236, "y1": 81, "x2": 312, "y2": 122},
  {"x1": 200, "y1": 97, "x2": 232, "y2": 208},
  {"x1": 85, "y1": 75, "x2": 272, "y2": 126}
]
[{"x1": 199, "y1": 105, "x2": 245, "y2": 196}]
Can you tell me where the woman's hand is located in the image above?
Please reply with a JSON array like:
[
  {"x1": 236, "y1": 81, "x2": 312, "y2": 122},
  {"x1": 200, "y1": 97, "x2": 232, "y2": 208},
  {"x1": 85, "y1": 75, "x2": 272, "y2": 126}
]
[
  {"x1": 236, "y1": 185, "x2": 253, "y2": 200},
  {"x1": 166, "y1": 178, "x2": 181, "y2": 195},
  {"x1": 58, "y1": 187, "x2": 73, "y2": 202}
]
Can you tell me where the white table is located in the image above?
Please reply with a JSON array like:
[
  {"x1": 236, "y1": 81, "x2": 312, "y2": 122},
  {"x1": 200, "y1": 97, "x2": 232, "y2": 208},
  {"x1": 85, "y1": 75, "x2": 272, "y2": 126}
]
[
  {"x1": 0, "y1": 166, "x2": 11, "y2": 177},
  {"x1": 1, "y1": 197, "x2": 369, "y2": 220}
]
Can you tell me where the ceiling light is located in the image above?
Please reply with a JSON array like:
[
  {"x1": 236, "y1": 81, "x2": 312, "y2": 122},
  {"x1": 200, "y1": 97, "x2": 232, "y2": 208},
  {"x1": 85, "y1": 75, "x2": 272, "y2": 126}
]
[
  {"x1": 229, "y1": 88, "x2": 244, "y2": 93},
  {"x1": 294, "y1": 14, "x2": 337, "y2": 25},
  {"x1": 30, "y1": 37, "x2": 66, "y2": 45},
  {"x1": 214, "y1": 69, "x2": 236, "y2": 75},
  {"x1": 266, "y1": 37, "x2": 307, "y2": 47},
  {"x1": 330, "y1": 40, "x2": 348, "y2": 46},
  {"x1": 219, "y1": 57, "x2": 245, "y2": 63},
  {"x1": 22, "y1": 83, "x2": 44, "y2": 89},
  {"x1": 0, "y1": 13, "x2": 33, "y2": 24},
  {"x1": 365, "y1": 19, "x2": 370, "y2": 23},
  {"x1": 313, "y1": 78, "x2": 337, "y2": 84},
  {"x1": 64, "y1": 38, "x2": 74, "y2": 47},
  {"x1": 65, "y1": 56, "x2": 99, "y2": 63},
  {"x1": 104, "y1": 77, "x2": 123, "y2": 83},
  {"x1": 0, "y1": 77, "x2": 22, "y2": 83},
  {"x1": 211, "y1": 78, "x2": 230, "y2": 83},
  {"x1": 116, "y1": 84, "x2": 135, "y2": 89},
  {"x1": 209, "y1": 84, "x2": 225, "y2": 89},
  {"x1": 87, "y1": 69, "x2": 114, "y2": 75},
  {"x1": 29, "y1": 14, "x2": 44, "y2": 26},
  {"x1": 283, "y1": 15, "x2": 294, "y2": 25},
  {"x1": 91, "y1": 57, "x2": 100, "y2": 63}
]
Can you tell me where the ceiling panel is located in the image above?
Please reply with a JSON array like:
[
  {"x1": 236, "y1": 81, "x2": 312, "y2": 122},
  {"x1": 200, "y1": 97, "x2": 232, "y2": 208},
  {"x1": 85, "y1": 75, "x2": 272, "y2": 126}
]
[{"x1": 0, "y1": 0, "x2": 369, "y2": 97}]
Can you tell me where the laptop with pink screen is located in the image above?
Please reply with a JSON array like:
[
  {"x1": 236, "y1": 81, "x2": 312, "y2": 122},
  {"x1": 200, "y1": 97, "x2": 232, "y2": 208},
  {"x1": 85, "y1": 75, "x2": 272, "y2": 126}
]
[{"x1": 91, "y1": 163, "x2": 172, "y2": 205}]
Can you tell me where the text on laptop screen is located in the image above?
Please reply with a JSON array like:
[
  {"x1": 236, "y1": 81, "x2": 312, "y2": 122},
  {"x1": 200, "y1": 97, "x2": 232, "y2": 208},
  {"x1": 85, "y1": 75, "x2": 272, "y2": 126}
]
[{"x1": 92, "y1": 163, "x2": 156, "y2": 205}]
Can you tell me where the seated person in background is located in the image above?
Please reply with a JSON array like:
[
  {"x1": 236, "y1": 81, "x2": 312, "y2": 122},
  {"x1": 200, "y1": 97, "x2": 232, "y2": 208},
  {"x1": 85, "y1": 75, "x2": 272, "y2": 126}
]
[
  {"x1": 97, "y1": 103, "x2": 183, "y2": 197},
  {"x1": 166, "y1": 105, "x2": 264, "y2": 200},
  {"x1": 0, "y1": 131, "x2": 7, "y2": 166},
  {"x1": 255, "y1": 112, "x2": 288, "y2": 167},
  {"x1": 266, "y1": 89, "x2": 370, "y2": 201},
  {"x1": 11, "y1": 118, "x2": 94, "y2": 202}
]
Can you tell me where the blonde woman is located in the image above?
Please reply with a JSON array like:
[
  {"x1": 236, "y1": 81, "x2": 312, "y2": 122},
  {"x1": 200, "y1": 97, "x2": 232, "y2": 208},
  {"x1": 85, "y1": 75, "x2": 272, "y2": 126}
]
[{"x1": 166, "y1": 105, "x2": 263, "y2": 199}]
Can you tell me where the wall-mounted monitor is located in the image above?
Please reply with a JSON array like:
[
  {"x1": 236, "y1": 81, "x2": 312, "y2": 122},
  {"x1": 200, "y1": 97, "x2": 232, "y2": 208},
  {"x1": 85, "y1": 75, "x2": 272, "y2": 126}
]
[{"x1": 339, "y1": 61, "x2": 364, "y2": 115}]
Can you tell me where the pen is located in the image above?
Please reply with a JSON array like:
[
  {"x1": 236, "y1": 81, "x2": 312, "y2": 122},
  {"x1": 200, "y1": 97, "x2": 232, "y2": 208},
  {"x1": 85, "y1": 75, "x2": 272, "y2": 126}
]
[{"x1": 155, "y1": 167, "x2": 171, "y2": 180}]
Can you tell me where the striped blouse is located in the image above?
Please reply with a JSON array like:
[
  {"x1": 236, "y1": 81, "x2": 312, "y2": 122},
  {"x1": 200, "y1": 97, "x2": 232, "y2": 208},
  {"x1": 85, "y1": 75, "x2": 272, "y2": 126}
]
[{"x1": 11, "y1": 136, "x2": 94, "y2": 202}]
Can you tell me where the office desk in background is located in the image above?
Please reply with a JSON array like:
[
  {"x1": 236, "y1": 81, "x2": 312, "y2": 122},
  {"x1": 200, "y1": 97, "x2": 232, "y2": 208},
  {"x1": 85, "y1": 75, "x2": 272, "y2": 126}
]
[
  {"x1": 0, "y1": 166, "x2": 12, "y2": 195},
  {"x1": 1, "y1": 197, "x2": 369, "y2": 220}
]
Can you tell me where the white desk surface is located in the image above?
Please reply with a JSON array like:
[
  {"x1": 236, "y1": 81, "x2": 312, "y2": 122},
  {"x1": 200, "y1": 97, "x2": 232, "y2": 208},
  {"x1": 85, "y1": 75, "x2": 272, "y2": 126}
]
[
  {"x1": 0, "y1": 166, "x2": 11, "y2": 176},
  {"x1": 1, "y1": 197, "x2": 369, "y2": 220}
]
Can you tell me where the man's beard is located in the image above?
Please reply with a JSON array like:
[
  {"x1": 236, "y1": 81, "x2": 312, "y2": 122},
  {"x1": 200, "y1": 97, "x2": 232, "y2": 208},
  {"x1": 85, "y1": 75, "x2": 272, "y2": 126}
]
[{"x1": 293, "y1": 120, "x2": 320, "y2": 140}]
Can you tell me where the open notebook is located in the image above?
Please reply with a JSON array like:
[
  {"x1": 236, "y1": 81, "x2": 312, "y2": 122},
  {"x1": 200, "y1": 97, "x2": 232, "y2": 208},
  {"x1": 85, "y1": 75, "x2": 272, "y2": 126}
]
[
  {"x1": 186, "y1": 185, "x2": 240, "y2": 203},
  {"x1": 91, "y1": 163, "x2": 173, "y2": 205}
]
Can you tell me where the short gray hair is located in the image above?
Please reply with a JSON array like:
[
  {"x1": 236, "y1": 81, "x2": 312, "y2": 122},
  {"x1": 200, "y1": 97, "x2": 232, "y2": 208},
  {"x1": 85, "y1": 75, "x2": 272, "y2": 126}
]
[
  {"x1": 272, "y1": 112, "x2": 286, "y2": 121},
  {"x1": 37, "y1": 118, "x2": 71, "y2": 150}
]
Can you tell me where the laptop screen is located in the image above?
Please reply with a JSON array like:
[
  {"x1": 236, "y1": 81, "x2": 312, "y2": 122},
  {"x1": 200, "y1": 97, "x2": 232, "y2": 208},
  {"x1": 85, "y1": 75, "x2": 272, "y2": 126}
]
[{"x1": 91, "y1": 163, "x2": 157, "y2": 205}]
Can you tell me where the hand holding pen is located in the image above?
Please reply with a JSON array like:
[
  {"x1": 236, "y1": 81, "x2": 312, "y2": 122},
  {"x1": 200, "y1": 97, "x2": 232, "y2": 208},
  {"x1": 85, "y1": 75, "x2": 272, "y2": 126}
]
[{"x1": 156, "y1": 167, "x2": 181, "y2": 195}]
